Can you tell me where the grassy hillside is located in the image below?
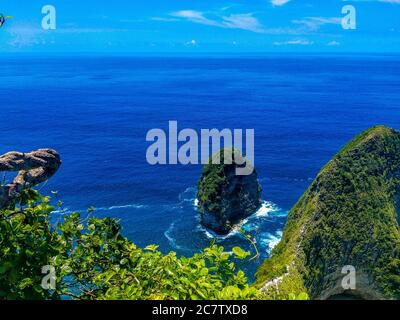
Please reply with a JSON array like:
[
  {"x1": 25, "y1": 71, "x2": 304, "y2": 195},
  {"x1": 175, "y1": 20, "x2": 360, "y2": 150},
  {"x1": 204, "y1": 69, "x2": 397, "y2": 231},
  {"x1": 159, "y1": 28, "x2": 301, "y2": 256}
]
[{"x1": 255, "y1": 126, "x2": 400, "y2": 300}]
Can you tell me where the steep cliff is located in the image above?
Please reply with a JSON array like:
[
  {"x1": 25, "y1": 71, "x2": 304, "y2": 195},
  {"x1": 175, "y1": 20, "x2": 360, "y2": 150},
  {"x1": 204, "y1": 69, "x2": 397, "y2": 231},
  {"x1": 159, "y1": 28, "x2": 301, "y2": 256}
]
[
  {"x1": 197, "y1": 149, "x2": 262, "y2": 235},
  {"x1": 255, "y1": 126, "x2": 400, "y2": 300}
]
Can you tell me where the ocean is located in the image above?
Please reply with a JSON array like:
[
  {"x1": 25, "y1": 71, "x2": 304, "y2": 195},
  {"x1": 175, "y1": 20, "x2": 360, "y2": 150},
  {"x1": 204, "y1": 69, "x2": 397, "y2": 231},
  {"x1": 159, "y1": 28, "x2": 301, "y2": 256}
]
[{"x1": 1, "y1": 54, "x2": 399, "y2": 279}]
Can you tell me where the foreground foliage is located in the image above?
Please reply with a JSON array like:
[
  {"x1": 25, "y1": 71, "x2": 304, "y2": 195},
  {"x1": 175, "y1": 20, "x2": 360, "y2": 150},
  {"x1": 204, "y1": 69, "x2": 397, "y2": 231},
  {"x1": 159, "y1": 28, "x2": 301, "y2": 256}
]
[{"x1": 0, "y1": 190, "x2": 260, "y2": 300}]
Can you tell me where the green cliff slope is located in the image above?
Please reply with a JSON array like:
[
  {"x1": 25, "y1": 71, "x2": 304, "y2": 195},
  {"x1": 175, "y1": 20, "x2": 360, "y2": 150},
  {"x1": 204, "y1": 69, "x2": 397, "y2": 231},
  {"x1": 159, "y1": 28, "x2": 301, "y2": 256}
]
[{"x1": 255, "y1": 126, "x2": 400, "y2": 300}]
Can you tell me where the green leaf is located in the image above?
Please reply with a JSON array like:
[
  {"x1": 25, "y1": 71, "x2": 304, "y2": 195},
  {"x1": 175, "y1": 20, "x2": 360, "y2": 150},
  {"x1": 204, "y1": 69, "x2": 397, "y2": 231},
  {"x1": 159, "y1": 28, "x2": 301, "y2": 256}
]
[
  {"x1": 19, "y1": 278, "x2": 33, "y2": 289},
  {"x1": 288, "y1": 293, "x2": 297, "y2": 300},
  {"x1": 297, "y1": 292, "x2": 309, "y2": 300},
  {"x1": 232, "y1": 247, "x2": 250, "y2": 260},
  {"x1": 144, "y1": 244, "x2": 159, "y2": 252}
]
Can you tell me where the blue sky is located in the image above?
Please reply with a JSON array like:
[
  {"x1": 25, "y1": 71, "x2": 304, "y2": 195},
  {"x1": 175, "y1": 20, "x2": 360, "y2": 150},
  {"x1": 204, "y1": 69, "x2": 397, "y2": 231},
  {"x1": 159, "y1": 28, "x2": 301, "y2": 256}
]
[{"x1": 1, "y1": 0, "x2": 400, "y2": 53}]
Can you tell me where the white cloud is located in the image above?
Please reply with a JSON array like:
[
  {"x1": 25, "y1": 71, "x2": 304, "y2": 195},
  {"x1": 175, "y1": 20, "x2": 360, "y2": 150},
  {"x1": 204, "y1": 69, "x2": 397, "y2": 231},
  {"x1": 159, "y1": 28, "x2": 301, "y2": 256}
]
[
  {"x1": 57, "y1": 28, "x2": 125, "y2": 33},
  {"x1": 343, "y1": 0, "x2": 400, "y2": 3},
  {"x1": 292, "y1": 17, "x2": 342, "y2": 31},
  {"x1": 163, "y1": 10, "x2": 342, "y2": 36},
  {"x1": 271, "y1": 0, "x2": 291, "y2": 6},
  {"x1": 379, "y1": 0, "x2": 400, "y2": 3},
  {"x1": 5, "y1": 22, "x2": 125, "y2": 48},
  {"x1": 151, "y1": 17, "x2": 179, "y2": 22},
  {"x1": 222, "y1": 14, "x2": 265, "y2": 33},
  {"x1": 327, "y1": 40, "x2": 341, "y2": 46},
  {"x1": 170, "y1": 10, "x2": 266, "y2": 33},
  {"x1": 273, "y1": 39, "x2": 314, "y2": 46},
  {"x1": 171, "y1": 10, "x2": 220, "y2": 27},
  {"x1": 185, "y1": 39, "x2": 198, "y2": 46},
  {"x1": 6, "y1": 23, "x2": 43, "y2": 48}
]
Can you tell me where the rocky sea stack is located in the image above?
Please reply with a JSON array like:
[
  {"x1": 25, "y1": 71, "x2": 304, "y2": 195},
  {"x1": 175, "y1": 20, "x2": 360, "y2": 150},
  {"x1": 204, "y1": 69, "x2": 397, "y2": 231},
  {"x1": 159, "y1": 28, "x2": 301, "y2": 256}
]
[
  {"x1": 255, "y1": 126, "x2": 400, "y2": 300},
  {"x1": 197, "y1": 149, "x2": 262, "y2": 235}
]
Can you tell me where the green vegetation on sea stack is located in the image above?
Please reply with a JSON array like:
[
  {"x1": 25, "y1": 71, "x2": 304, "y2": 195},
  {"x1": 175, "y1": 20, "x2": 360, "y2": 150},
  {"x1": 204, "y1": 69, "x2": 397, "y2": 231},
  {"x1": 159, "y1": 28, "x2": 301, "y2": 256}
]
[
  {"x1": 197, "y1": 149, "x2": 262, "y2": 235},
  {"x1": 255, "y1": 126, "x2": 400, "y2": 300}
]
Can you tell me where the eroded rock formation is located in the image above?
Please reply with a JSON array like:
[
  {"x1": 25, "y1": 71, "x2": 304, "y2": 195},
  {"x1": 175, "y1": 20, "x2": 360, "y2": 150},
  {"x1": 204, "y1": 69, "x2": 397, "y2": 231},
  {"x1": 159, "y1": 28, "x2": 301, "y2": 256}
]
[
  {"x1": 0, "y1": 149, "x2": 61, "y2": 209},
  {"x1": 197, "y1": 149, "x2": 262, "y2": 235}
]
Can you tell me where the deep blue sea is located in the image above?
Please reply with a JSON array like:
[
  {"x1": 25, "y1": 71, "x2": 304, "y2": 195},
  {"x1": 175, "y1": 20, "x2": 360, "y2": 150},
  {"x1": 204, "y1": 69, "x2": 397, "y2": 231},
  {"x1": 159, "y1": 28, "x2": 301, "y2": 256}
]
[{"x1": 1, "y1": 54, "x2": 400, "y2": 279}]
